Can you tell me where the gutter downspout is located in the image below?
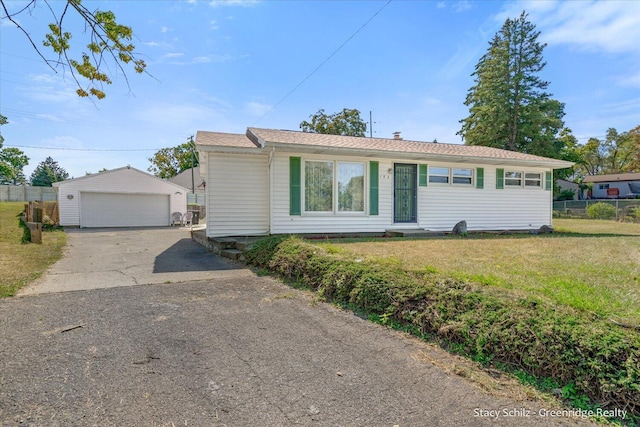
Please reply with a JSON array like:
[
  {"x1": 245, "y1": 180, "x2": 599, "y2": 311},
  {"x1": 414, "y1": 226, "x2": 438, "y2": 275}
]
[{"x1": 267, "y1": 146, "x2": 275, "y2": 235}]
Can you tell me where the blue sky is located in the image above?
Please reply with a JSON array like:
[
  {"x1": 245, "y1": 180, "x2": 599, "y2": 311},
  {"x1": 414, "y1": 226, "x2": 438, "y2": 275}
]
[{"x1": 1, "y1": 0, "x2": 639, "y2": 179}]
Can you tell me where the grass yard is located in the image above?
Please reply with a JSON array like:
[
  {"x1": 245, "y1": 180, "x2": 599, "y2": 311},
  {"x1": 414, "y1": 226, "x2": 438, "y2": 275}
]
[
  {"x1": 319, "y1": 218, "x2": 640, "y2": 326},
  {"x1": 0, "y1": 202, "x2": 66, "y2": 297}
]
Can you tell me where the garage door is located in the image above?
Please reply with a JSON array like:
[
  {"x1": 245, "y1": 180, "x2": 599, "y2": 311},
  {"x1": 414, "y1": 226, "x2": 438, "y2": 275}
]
[{"x1": 80, "y1": 192, "x2": 170, "y2": 227}]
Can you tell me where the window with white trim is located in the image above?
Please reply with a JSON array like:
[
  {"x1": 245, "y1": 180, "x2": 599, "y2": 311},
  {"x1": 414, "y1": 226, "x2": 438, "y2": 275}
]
[
  {"x1": 452, "y1": 168, "x2": 473, "y2": 185},
  {"x1": 338, "y1": 162, "x2": 365, "y2": 212},
  {"x1": 304, "y1": 160, "x2": 365, "y2": 213},
  {"x1": 305, "y1": 161, "x2": 333, "y2": 212},
  {"x1": 505, "y1": 171, "x2": 523, "y2": 187},
  {"x1": 428, "y1": 166, "x2": 473, "y2": 185},
  {"x1": 503, "y1": 170, "x2": 544, "y2": 188},
  {"x1": 428, "y1": 167, "x2": 450, "y2": 184},
  {"x1": 525, "y1": 172, "x2": 542, "y2": 188}
]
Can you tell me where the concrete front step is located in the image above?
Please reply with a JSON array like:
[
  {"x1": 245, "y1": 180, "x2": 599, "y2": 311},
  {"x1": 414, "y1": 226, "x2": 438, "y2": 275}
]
[{"x1": 220, "y1": 248, "x2": 243, "y2": 261}]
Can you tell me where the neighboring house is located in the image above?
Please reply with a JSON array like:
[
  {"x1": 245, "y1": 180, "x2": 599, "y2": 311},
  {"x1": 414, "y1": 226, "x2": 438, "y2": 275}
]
[
  {"x1": 53, "y1": 166, "x2": 188, "y2": 227},
  {"x1": 583, "y1": 173, "x2": 640, "y2": 199},
  {"x1": 196, "y1": 128, "x2": 573, "y2": 238},
  {"x1": 556, "y1": 179, "x2": 580, "y2": 200},
  {"x1": 168, "y1": 167, "x2": 206, "y2": 194}
]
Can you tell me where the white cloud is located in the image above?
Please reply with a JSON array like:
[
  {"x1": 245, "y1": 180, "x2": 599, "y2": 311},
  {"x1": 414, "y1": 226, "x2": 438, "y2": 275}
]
[
  {"x1": 453, "y1": 1, "x2": 472, "y2": 13},
  {"x1": 22, "y1": 74, "x2": 80, "y2": 104},
  {"x1": 244, "y1": 101, "x2": 272, "y2": 117},
  {"x1": 41, "y1": 135, "x2": 85, "y2": 149},
  {"x1": 210, "y1": 19, "x2": 219, "y2": 30},
  {"x1": 208, "y1": 0, "x2": 260, "y2": 7},
  {"x1": 618, "y1": 71, "x2": 640, "y2": 89},
  {"x1": 501, "y1": 1, "x2": 640, "y2": 54}
]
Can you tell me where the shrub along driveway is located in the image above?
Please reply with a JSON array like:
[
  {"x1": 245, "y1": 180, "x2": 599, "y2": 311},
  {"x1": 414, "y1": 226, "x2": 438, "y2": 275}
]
[{"x1": 2, "y1": 229, "x2": 596, "y2": 425}]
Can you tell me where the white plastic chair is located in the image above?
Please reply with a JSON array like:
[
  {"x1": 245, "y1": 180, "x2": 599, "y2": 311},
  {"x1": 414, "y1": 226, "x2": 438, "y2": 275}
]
[{"x1": 171, "y1": 212, "x2": 183, "y2": 226}]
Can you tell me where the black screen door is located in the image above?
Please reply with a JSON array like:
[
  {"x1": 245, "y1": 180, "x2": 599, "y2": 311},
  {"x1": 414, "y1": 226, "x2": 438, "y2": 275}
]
[{"x1": 394, "y1": 163, "x2": 417, "y2": 223}]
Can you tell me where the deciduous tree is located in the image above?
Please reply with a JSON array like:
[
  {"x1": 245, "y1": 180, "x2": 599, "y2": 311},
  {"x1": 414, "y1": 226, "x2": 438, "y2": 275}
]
[
  {"x1": 0, "y1": 115, "x2": 30, "y2": 185},
  {"x1": 148, "y1": 140, "x2": 198, "y2": 179},
  {"x1": 300, "y1": 108, "x2": 367, "y2": 137},
  {"x1": 458, "y1": 12, "x2": 565, "y2": 157},
  {"x1": 1, "y1": 0, "x2": 146, "y2": 99}
]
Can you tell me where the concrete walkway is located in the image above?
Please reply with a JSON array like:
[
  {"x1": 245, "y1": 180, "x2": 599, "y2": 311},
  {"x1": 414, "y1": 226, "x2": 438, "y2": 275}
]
[{"x1": 19, "y1": 227, "x2": 252, "y2": 296}]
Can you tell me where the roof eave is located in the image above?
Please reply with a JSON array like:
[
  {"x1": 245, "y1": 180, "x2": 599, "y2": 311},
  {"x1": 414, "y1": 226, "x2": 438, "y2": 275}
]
[
  {"x1": 263, "y1": 141, "x2": 573, "y2": 169},
  {"x1": 196, "y1": 144, "x2": 265, "y2": 155}
]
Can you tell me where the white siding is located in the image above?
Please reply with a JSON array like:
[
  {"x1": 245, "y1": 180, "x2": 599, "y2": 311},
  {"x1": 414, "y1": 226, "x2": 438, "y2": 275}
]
[
  {"x1": 205, "y1": 150, "x2": 554, "y2": 235},
  {"x1": 206, "y1": 153, "x2": 269, "y2": 237},
  {"x1": 56, "y1": 168, "x2": 187, "y2": 227},
  {"x1": 270, "y1": 153, "x2": 553, "y2": 234},
  {"x1": 418, "y1": 164, "x2": 552, "y2": 231}
]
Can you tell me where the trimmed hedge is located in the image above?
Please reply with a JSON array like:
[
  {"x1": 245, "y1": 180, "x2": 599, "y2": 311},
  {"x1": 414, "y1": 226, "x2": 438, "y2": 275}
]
[{"x1": 246, "y1": 236, "x2": 640, "y2": 417}]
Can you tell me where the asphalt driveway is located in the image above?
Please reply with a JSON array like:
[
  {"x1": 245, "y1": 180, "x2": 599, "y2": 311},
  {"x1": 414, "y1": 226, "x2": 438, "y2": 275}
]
[
  {"x1": 18, "y1": 227, "x2": 251, "y2": 295},
  {"x1": 1, "y1": 228, "x2": 597, "y2": 426}
]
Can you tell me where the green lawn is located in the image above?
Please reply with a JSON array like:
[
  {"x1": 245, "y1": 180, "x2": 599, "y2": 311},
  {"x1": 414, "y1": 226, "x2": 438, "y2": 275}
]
[
  {"x1": 0, "y1": 202, "x2": 66, "y2": 297},
  {"x1": 319, "y1": 218, "x2": 640, "y2": 325}
]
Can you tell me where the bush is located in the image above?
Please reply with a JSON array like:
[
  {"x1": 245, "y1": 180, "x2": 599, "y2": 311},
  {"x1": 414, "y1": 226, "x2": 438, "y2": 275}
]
[
  {"x1": 586, "y1": 202, "x2": 617, "y2": 220},
  {"x1": 244, "y1": 236, "x2": 640, "y2": 418},
  {"x1": 555, "y1": 189, "x2": 576, "y2": 201}
]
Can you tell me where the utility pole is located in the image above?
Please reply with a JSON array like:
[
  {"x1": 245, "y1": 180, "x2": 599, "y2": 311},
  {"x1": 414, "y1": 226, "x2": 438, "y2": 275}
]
[
  {"x1": 188, "y1": 135, "x2": 195, "y2": 194},
  {"x1": 369, "y1": 111, "x2": 373, "y2": 138}
]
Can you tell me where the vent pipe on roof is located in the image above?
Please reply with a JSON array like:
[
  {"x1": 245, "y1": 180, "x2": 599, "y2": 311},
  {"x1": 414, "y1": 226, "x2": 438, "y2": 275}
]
[{"x1": 393, "y1": 132, "x2": 402, "y2": 140}]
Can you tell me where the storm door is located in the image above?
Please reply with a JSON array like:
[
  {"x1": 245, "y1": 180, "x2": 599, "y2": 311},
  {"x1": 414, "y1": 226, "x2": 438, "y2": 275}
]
[{"x1": 394, "y1": 163, "x2": 417, "y2": 223}]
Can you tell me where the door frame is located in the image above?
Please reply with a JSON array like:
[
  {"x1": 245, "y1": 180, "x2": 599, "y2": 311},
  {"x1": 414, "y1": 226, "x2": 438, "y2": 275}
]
[{"x1": 393, "y1": 163, "x2": 417, "y2": 224}]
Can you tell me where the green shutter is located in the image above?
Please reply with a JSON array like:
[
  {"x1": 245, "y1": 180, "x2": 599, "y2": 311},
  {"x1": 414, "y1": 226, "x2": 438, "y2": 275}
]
[
  {"x1": 419, "y1": 164, "x2": 428, "y2": 186},
  {"x1": 476, "y1": 167, "x2": 484, "y2": 189},
  {"x1": 496, "y1": 168, "x2": 504, "y2": 189},
  {"x1": 369, "y1": 161, "x2": 379, "y2": 216},
  {"x1": 545, "y1": 171, "x2": 552, "y2": 191},
  {"x1": 289, "y1": 157, "x2": 301, "y2": 215}
]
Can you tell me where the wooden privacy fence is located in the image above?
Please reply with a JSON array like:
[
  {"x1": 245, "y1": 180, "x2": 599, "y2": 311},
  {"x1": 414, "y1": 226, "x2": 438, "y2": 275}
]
[{"x1": 22, "y1": 201, "x2": 60, "y2": 243}]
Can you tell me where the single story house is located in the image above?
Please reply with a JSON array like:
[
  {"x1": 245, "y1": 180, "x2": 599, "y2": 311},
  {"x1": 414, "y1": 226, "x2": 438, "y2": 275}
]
[
  {"x1": 196, "y1": 128, "x2": 573, "y2": 238},
  {"x1": 53, "y1": 166, "x2": 188, "y2": 227},
  {"x1": 583, "y1": 172, "x2": 640, "y2": 199}
]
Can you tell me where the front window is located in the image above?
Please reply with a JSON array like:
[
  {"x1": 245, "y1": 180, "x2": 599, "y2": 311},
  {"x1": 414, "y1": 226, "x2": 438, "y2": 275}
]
[
  {"x1": 338, "y1": 162, "x2": 365, "y2": 212},
  {"x1": 305, "y1": 161, "x2": 333, "y2": 212},
  {"x1": 304, "y1": 160, "x2": 365, "y2": 213},
  {"x1": 428, "y1": 167, "x2": 450, "y2": 184},
  {"x1": 505, "y1": 171, "x2": 522, "y2": 186},
  {"x1": 452, "y1": 168, "x2": 473, "y2": 185},
  {"x1": 525, "y1": 172, "x2": 542, "y2": 187}
]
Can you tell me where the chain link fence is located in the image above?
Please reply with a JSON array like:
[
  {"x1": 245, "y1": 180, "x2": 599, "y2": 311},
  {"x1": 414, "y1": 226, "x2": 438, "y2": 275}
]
[{"x1": 553, "y1": 199, "x2": 640, "y2": 221}]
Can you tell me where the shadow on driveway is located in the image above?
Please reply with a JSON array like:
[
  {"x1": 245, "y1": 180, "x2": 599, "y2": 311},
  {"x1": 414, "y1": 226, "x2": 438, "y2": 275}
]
[{"x1": 154, "y1": 238, "x2": 241, "y2": 273}]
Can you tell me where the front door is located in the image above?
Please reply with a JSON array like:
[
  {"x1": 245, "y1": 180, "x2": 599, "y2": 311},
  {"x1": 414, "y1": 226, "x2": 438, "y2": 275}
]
[{"x1": 394, "y1": 163, "x2": 417, "y2": 223}]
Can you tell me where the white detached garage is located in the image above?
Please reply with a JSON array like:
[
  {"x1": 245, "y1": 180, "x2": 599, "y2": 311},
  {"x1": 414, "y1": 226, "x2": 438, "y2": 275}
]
[{"x1": 53, "y1": 166, "x2": 188, "y2": 228}]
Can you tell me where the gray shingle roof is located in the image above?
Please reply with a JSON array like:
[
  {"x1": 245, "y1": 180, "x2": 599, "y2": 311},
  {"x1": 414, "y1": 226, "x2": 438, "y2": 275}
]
[
  {"x1": 196, "y1": 128, "x2": 574, "y2": 168},
  {"x1": 195, "y1": 130, "x2": 257, "y2": 148}
]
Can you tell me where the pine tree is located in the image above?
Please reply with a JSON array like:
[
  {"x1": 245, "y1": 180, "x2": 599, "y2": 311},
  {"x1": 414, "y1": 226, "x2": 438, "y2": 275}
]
[
  {"x1": 30, "y1": 157, "x2": 69, "y2": 187},
  {"x1": 458, "y1": 12, "x2": 565, "y2": 157}
]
